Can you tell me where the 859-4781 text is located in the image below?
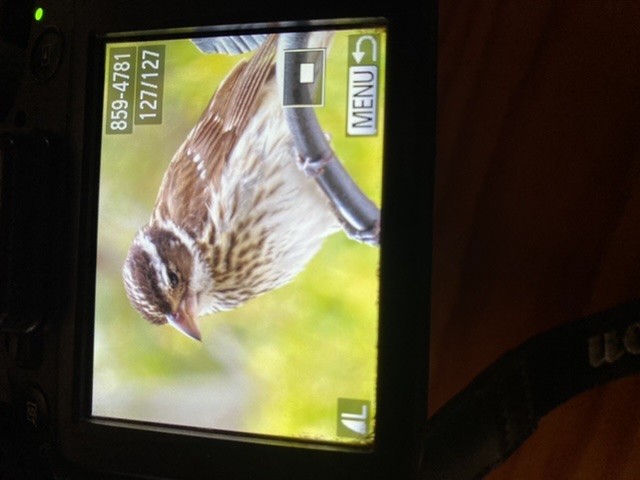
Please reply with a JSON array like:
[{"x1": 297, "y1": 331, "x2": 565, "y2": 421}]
[{"x1": 105, "y1": 44, "x2": 165, "y2": 135}]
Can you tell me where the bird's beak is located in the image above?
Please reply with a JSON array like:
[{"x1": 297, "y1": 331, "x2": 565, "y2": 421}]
[{"x1": 166, "y1": 293, "x2": 201, "y2": 341}]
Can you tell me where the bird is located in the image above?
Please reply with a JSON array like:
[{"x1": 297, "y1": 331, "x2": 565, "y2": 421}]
[{"x1": 121, "y1": 34, "x2": 340, "y2": 341}]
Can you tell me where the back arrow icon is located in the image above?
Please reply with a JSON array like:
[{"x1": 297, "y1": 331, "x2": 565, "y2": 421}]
[{"x1": 352, "y1": 35, "x2": 378, "y2": 64}]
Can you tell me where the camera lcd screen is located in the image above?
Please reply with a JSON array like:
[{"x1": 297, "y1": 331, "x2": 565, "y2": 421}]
[{"x1": 92, "y1": 22, "x2": 386, "y2": 445}]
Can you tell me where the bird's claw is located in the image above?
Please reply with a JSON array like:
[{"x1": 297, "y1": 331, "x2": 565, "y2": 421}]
[{"x1": 298, "y1": 154, "x2": 332, "y2": 178}]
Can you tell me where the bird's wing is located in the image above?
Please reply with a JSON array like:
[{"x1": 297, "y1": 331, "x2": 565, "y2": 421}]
[
  {"x1": 191, "y1": 34, "x2": 268, "y2": 55},
  {"x1": 151, "y1": 34, "x2": 277, "y2": 236}
]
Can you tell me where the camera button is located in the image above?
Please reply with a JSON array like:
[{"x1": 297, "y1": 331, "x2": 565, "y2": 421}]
[
  {"x1": 30, "y1": 29, "x2": 64, "y2": 82},
  {"x1": 20, "y1": 385, "x2": 49, "y2": 433}
]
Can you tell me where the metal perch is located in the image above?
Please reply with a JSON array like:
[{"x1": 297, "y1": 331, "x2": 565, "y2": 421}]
[
  {"x1": 277, "y1": 33, "x2": 381, "y2": 246},
  {"x1": 193, "y1": 32, "x2": 381, "y2": 246}
]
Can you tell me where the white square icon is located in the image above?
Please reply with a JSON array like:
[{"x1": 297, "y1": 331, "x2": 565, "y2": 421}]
[
  {"x1": 282, "y1": 48, "x2": 325, "y2": 107},
  {"x1": 299, "y1": 63, "x2": 315, "y2": 84}
]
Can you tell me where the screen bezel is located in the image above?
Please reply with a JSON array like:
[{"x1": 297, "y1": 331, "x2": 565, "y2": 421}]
[{"x1": 58, "y1": 2, "x2": 434, "y2": 478}]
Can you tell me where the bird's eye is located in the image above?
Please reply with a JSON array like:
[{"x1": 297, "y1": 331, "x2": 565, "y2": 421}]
[{"x1": 168, "y1": 271, "x2": 179, "y2": 288}]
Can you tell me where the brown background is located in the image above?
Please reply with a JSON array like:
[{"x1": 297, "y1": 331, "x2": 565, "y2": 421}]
[{"x1": 430, "y1": 1, "x2": 640, "y2": 478}]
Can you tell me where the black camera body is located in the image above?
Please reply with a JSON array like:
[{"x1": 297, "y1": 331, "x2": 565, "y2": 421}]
[
  {"x1": 1, "y1": 2, "x2": 77, "y2": 476},
  {"x1": 1, "y1": 0, "x2": 71, "y2": 334},
  {"x1": 0, "y1": 1, "x2": 435, "y2": 479}
]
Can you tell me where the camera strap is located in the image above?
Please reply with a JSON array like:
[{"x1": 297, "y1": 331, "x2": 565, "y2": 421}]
[{"x1": 420, "y1": 301, "x2": 640, "y2": 479}]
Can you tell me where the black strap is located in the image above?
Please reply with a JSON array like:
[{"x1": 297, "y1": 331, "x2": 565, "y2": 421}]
[{"x1": 420, "y1": 301, "x2": 640, "y2": 479}]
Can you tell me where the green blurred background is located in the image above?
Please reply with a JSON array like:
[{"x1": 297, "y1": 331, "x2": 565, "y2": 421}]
[{"x1": 94, "y1": 28, "x2": 386, "y2": 444}]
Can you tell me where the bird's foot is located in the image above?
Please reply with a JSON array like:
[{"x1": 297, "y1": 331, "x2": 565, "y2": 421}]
[{"x1": 298, "y1": 154, "x2": 333, "y2": 178}]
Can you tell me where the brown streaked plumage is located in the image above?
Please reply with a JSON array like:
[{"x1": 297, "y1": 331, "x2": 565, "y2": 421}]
[{"x1": 122, "y1": 34, "x2": 339, "y2": 340}]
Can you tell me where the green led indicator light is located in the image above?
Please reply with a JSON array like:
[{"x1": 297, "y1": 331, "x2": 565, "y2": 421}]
[{"x1": 34, "y1": 7, "x2": 44, "y2": 22}]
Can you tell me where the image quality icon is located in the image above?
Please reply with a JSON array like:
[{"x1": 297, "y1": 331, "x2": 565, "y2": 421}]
[{"x1": 337, "y1": 398, "x2": 371, "y2": 438}]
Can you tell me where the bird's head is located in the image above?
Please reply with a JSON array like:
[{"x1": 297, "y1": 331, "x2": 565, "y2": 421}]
[{"x1": 122, "y1": 225, "x2": 202, "y2": 341}]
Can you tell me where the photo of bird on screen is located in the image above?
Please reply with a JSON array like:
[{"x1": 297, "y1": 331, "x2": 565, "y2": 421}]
[{"x1": 121, "y1": 33, "x2": 380, "y2": 342}]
